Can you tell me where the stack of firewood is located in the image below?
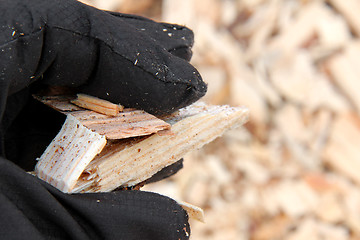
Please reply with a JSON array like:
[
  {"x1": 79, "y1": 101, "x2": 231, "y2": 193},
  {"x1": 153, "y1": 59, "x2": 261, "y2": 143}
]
[{"x1": 80, "y1": 0, "x2": 360, "y2": 239}]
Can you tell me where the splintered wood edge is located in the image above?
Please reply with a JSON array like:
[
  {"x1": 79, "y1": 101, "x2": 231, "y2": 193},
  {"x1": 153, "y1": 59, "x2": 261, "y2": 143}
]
[
  {"x1": 35, "y1": 115, "x2": 107, "y2": 193},
  {"x1": 33, "y1": 95, "x2": 82, "y2": 112},
  {"x1": 71, "y1": 93, "x2": 123, "y2": 117},
  {"x1": 69, "y1": 110, "x2": 171, "y2": 140},
  {"x1": 33, "y1": 94, "x2": 171, "y2": 140},
  {"x1": 73, "y1": 103, "x2": 249, "y2": 193}
]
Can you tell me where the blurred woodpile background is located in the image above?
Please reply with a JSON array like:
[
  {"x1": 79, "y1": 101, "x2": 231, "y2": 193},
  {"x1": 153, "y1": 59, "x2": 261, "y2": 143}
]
[{"x1": 80, "y1": 0, "x2": 360, "y2": 239}]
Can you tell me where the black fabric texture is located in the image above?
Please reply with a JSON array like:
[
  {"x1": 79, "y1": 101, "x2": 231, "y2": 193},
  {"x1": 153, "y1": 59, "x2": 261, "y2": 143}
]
[
  {"x1": 0, "y1": 0, "x2": 207, "y2": 238},
  {"x1": 0, "y1": 0, "x2": 207, "y2": 114},
  {"x1": 0, "y1": 157, "x2": 190, "y2": 240},
  {"x1": 4, "y1": 94, "x2": 66, "y2": 171},
  {"x1": 106, "y1": 11, "x2": 194, "y2": 61}
]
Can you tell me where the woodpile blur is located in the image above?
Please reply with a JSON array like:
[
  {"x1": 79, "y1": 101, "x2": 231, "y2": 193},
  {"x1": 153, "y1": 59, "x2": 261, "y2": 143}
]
[{"x1": 80, "y1": 0, "x2": 360, "y2": 239}]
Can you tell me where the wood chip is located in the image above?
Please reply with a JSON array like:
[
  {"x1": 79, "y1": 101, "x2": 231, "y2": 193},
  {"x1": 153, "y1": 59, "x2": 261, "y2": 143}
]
[
  {"x1": 316, "y1": 8, "x2": 351, "y2": 48},
  {"x1": 178, "y1": 201, "x2": 205, "y2": 223},
  {"x1": 328, "y1": 0, "x2": 360, "y2": 37},
  {"x1": 323, "y1": 113, "x2": 360, "y2": 185},
  {"x1": 287, "y1": 218, "x2": 319, "y2": 240},
  {"x1": 315, "y1": 192, "x2": 345, "y2": 223},
  {"x1": 74, "y1": 103, "x2": 249, "y2": 193},
  {"x1": 34, "y1": 95, "x2": 171, "y2": 140},
  {"x1": 71, "y1": 93, "x2": 123, "y2": 116},
  {"x1": 252, "y1": 215, "x2": 290, "y2": 240},
  {"x1": 33, "y1": 95, "x2": 82, "y2": 112},
  {"x1": 35, "y1": 115, "x2": 107, "y2": 193},
  {"x1": 34, "y1": 100, "x2": 249, "y2": 194},
  {"x1": 268, "y1": 1, "x2": 325, "y2": 53},
  {"x1": 262, "y1": 180, "x2": 318, "y2": 218},
  {"x1": 326, "y1": 42, "x2": 360, "y2": 113},
  {"x1": 69, "y1": 109, "x2": 171, "y2": 140}
]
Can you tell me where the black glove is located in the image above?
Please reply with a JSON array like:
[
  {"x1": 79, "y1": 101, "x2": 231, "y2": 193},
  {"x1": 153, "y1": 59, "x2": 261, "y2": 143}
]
[{"x1": 0, "y1": 0, "x2": 207, "y2": 239}]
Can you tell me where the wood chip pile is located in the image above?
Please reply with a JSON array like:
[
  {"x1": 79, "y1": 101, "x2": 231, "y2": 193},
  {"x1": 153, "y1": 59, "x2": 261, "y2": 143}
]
[{"x1": 81, "y1": 0, "x2": 360, "y2": 239}]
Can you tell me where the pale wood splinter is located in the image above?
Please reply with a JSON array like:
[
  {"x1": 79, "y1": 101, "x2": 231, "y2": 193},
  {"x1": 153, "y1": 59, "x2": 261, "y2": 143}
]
[{"x1": 71, "y1": 93, "x2": 124, "y2": 116}]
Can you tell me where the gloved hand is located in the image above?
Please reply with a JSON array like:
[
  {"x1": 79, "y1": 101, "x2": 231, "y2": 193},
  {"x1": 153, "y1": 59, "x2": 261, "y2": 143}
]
[{"x1": 0, "y1": 0, "x2": 207, "y2": 239}]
